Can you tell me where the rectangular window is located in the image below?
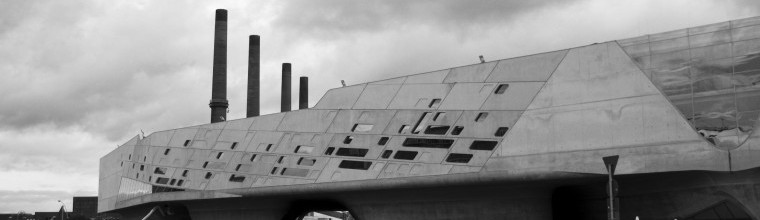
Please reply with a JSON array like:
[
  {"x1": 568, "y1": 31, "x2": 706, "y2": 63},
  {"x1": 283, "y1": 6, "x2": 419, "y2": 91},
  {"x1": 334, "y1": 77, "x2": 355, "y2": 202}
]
[
  {"x1": 475, "y1": 112, "x2": 489, "y2": 122},
  {"x1": 297, "y1": 157, "x2": 317, "y2": 166},
  {"x1": 393, "y1": 151, "x2": 418, "y2": 160},
  {"x1": 156, "y1": 177, "x2": 170, "y2": 184},
  {"x1": 335, "y1": 148, "x2": 369, "y2": 157},
  {"x1": 270, "y1": 167, "x2": 278, "y2": 175},
  {"x1": 169, "y1": 179, "x2": 176, "y2": 185},
  {"x1": 216, "y1": 152, "x2": 224, "y2": 159},
  {"x1": 381, "y1": 150, "x2": 393, "y2": 159},
  {"x1": 163, "y1": 148, "x2": 170, "y2": 155},
  {"x1": 351, "y1": 124, "x2": 374, "y2": 132},
  {"x1": 202, "y1": 161, "x2": 209, "y2": 168},
  {"x1": 495, "y1": 127, "x2": 509, "y2": 137},
  {"x1": 402, "y1": 138, "x2": 455, "y2": 149},
  {"x1": 229, "y1": 174, "x2": 245, "y2": 182},
  {"x1": 470, "y1": 140, "x2": 498, "y2": 151},
  {"x1": 230, "y1": 142, "x2": 238, "y2": 149},
  {"x1": 451, "y1": 126, "x2": 464, "y2": 135},
  {"x1": 445, "y1": 153, "x2": 473, "y2": 163},
  {"x1": 250, "y1": 154, "x2": 257, "y2": 162},
  {"x1": 433, "y1": 112, "x2": 445, "y2": 121},
  {"x1": 338, "y1": 160, "x2": 372, "y2": 170},
  {"x1": 177, "y1": 179, "x2": 184, "y2": 186},
  {"x1": 140, "y1": 165, "x2": 144, "y2": 171},
  {"x1": 412, "y1": 112, "x2": 431, "y2": 134},
  {"x1": 398, "y1": 125, "x2": 410, "y2": 134},
  {"x1": 235, "y1": 164, "x2": 242, "y2": 171},
  {"x1": 324, "y1": 147, "x2": 335, "y2": 155},
  {"x1": 294, "y1": 145, "x2": 314, "y2": 154},
  {"x1": 495, "y1": 84, "x2": 509, "y2": 94},
  {"x1": 343, "y1": 136, "x2": 354, "y2": 144},
  {"x1": 265, "y1": 144, "x2": 273, "y2": 152},
  {"x1": 378, "y1": 137, "x2": 389, "y2": 145},
  {"x1": 277, "y1": 156, "x2": 284, "y2": 164},
  {"x1": 424, "y1": 125, "x2": 450, "y2": 135},
  {"x1": 182, "y1": 170, "x2": 188, "y2": 177},
  {"x1": 280, "y1": 168, "x2": 310, "y2": 177},
  {"x1": 154, "y1": 167, "x2": 166, "y2": 175},
  {"x1": 428, "y1": 98, "x2": 442, "y2": 108},
  {"x1": 183, "y1": 140, "x2": 191, "y2": 147}
]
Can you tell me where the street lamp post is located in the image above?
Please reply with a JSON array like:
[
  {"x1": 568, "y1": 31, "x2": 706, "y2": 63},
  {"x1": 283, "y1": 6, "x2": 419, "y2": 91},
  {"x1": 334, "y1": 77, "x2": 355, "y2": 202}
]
[{"x1": 603, "y1": 155, "x2": 620, "y2": 220}]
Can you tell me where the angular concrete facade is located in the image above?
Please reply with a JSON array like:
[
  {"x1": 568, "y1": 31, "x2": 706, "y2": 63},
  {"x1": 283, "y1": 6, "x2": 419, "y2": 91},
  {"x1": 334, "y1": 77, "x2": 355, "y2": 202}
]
[{"x1": 100, "y1": 17, "x2": 760, "y2": 220}]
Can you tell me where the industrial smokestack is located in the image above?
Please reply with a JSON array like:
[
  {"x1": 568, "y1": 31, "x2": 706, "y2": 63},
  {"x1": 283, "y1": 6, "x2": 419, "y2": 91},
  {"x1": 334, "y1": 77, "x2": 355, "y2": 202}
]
[
  {"x1": 281, "y1": 63, "x2": 291, "y2": 112},
  {"x1": 246, "y1": 35, "x2": 260, "y2": 117},
  {"x1": 299, "y1": 76, "x2": 308, "y2": 109},
  {"x1": 209, "y1": 9, "x2": 228, "y2": 123}
]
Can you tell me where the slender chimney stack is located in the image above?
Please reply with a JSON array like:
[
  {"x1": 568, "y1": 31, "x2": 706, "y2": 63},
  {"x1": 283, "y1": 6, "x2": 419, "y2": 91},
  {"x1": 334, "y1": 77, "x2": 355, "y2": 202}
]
[
  {"x1": 209, "y1": 9, "x2": 228, "y2": 123},
  {"x1": 247, "y1": 35, "x2": 260, "y2": 117},
  {"x1": 281, "y1": 63, "x2": 291, "y2": 112},
  {"x1": 299, "y1": 76, "x2": 308, "y2": 109}
]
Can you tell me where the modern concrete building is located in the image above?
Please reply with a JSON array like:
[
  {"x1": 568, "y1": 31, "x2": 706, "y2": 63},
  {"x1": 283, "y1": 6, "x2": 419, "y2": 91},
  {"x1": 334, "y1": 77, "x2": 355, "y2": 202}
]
[{"x1": 99, "y1": 12, "x2": 760, "y2": 220}]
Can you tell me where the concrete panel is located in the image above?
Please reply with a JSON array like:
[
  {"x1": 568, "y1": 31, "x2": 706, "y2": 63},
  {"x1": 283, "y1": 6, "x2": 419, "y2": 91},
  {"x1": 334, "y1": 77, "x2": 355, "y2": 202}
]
[
  {"x1": 273, "y1": 133, "x2": 327, "y2": 155},
  {"x1": 327, "y1": 134, "x2": 388, "y2": 159},
  {"x1": 450, "y1": 111, "x2": 521, "y2": 139},
  {"x1": 486, "y1": 50, "x2": 567, "y2": 82},
  {"x1": 327, "y1": 110, "x2": 396, "y2": 134},
  {"x1": 277, "y1": 109, "x2": 338, "y2": 133},
  {"x1": 447, "y1": 138, "x2": 500, "y2": 167},
  {"x1": 148, "y1": 130, "x2": 174, "y2": 147},
  {"x1": 448, "y1": 165, "x2": 482, "y2": 174},
  {"x1": 214, "y1": 130, "x2": 248, "y2": 149},
  {"x1": 480, "y1": 82, "x2": 545, "y2": 110},
  {"x1": 224, "y1": 117, "x2": 255, "y2": 130},
  {"x1": 313, "y1": 84, "x2": 366, "y2": 109},
  {"x1": 352, "y1": 84, "x2": 402, "y2": 109},
  {"x1": 382, "y1": 110, "x2": 429, "y2": 136},
  {"x1": 206, "y1": 172, "x2": 255, "y2": 190},
  {"x1": 443, "y1": 61, "x2": 497, "y2": 83},
  {"x1": 254, "y1": 176, "x2": 315, "y2": 187},
  {"x1": 191, "y1": 129, "x2": 222, "y2": 150},
  {"x1": 167, "y1": 128, "x2": 199, "y2": 148},
  {"x1": 405, "y1": 69, "x2": 450, "y2": 84},
  {"x1": 438, "y1": 83, "x2": 496, "y2": 110},
  {"x1": 498, "y1": 95, "x2": 706, "y2": 158},
  {"x1": 689, "y1": 21, "x2": 730, "y2": 35},
  {"x1": 152, "y1": 147, "x2": 193, "y2": 167},
  {"x1": 249, "y1": 113, "x2": 285, "y2": 131},
  {"x1": 387, "y1": 84, "x2": 453, "y2": 110},
  {"x1": 369, "y1": 76, "x2": 406, "y2": 85},
  {"x1": 378, "y1": 162, "x2": 452, "y2": 178},
  {"x1": 380, "y1": 136, "x2": 451, "y2": 164},
  {"x1": 527, "y1": 42, "x2": 660, "y2": 109},
  {"x1": 316, "y1": 158, "x2": 384, "y2": 182},
  {"x1": 617, "y1": 35, "x2": 649, "y2": 47},
  {"x1": 244, "y1": 131, "x2": 285, "y2": 153}
]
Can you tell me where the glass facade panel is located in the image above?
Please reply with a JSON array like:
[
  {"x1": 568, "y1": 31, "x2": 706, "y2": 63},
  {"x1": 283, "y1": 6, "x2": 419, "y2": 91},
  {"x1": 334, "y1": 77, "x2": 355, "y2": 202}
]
[
  {"x1": 651, "y1": 67, "x2": 691, "y2": 96},
  {"x1": 622, "y1": 44, "x2": 650, "y2": 57},
  {"x1": 731, "y1": 38, "x2": 760, "y2": 57},
  {"x1": 116, "y1": 177, "x2": 151, "y2": 203},
  {"x1": 688, "y1": 30, "x2": 731, "y2": 48},
  {"x1": 734, "y1": 53, "x2": 760, "y2": 73},
  {"x1": 735, "y1": 88, "x2": 760, "y2": 112},
  {"x1": 650, "y1": 37, "x2": 689, "y2": 54},
  {"x1": 651, "y1": 50, "x2": 690, "y2": 69},
  {"x1": 734, "y1": 69, "x2": 760, "y2": 88},
  {"x1": 690, "y1": 43, "x2": 732, "y2": 61},
  {"x1": 731, "y1": 25, "x2": 760, "y2": 41}
]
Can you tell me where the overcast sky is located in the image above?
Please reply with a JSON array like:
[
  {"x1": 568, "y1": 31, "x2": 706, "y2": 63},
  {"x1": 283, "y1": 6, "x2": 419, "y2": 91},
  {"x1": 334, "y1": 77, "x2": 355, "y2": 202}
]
[{"x1": 1, "y1": 0, "x2": 759, "y2": 213}]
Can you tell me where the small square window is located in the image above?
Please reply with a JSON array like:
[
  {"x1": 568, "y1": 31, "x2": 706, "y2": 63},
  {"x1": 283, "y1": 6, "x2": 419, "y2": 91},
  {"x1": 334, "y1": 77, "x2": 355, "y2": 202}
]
[
  {"x1": 202, "y1": 161, "x2": 208, "y2": 168},
  {"x1": 428, "y1": 99, "x2": 442, "y2": 108},
  {"x1": 277, "y1": 156, "x2": 284, "y2": 164},
  {"x1": 177, "y1": 179, "x2": 184, "y2": 186},
  {"x1": 325, "y1": 147, "x2": 335, "y2": 155},
  {"x1": 216, "y1": 152, "x2": 224, "y2": 159},
  {"x1": 381, "y1": 150, "x2": 393, "y2": 159},
  {"x1": 204, "y1": 172, "x2": 213, "y2": 179},
  {"x1": 495, "y1": 127, "x2": 509, "y2": 137},
  {"x1": 451, "y1": 126, "x2": 464, "y2": 135},
  {"x1": 235, "y1": 164, "x2": 242, "y2": 171},
  {"x1": 164, "y1": 148, "x2": 171, "y2": 155},
  {"x1": 182, "y1": 170, "x2": 188, "y2": 177},
  {"x1": 169, "y1": 179, "x2": 176, "y2": 185},
  {"x1": 343, "y1": 136, "x2": 354, "y2": 144},
  {"x1": 140, "y1": 165, "x2": 144, "y2": 171},
  {"x1": 475, "y1": 112, "x2": 488, "y2": 122},
  {"x1": 265, "y1": 144, "x2": 273, "y2": 152},
  {"x1": 495, "y1": 84, "x2": 509, "y2": 94},
  {"x1": 183, "y1": 140, "x2": 191, "y2": 147},
  {"x1": 250, "y1": 154, "x2": 257, "y2": 162},
  {"x1": 377, "y1": 137, "x2": 389, "y2": 145},
  {"x1": 230, "y1": 142, "x2": 238, "y2": 150},
  {"x1": 270, "y1": 167, "x2": 278, "y2": 175}
]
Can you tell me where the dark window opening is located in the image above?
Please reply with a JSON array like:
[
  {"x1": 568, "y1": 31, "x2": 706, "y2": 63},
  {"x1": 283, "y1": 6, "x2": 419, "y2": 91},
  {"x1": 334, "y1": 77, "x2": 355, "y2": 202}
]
[
  {"x1": 128, "y1": 154, "x2": 131, "y2": 160},
  {"x1": 163, "y1": 148, "x2": 171, "y2": 155},
  {"x1": 446, "y1": 153, "x2": 473, "y2": 163},
  {"x1": 120, "y1": 161, "x2": 123, "y2": 167},
  {"x1": 412, "y1": 112, "x2": 431, "y2": 134},
  {"x1": 250, "y1": 154, "x2": 257, "y2": 162},
  {"x1": 281, "y1": 168, "x2": 310, "y2": 177},
  {"x1": 343, "y1": 136, "x2": 354, "y2": 144},
  {"x1": 169, "y1": 179, "x2": 176, "y2": 185},
  {"x1": 177, "y1": 179, "x2": 184, "y2": 186},
  {"x1": 235, "y1": 164, "x2": 242, "y2": 171},
  {"x1": 433, "y1": 112, "x2": 445, "y2": 121},
  {"x1": 216, "y1": 152, "x2": 223, "y2": 159},
  {"x1": 381, "y1": 150, "x2": 393, "y2": 159},
  {"x1": 402, "y1": 138, "x2": 455, "y2": 149},
  {"x1": 277, "y1": 156, "x2": 284, "y2": 164},
  {"x1": 143, "y1": 156, "x2": 146, "y2": 162},
  {"x1": 265, "y1": 144, "x2": 273, "y2": 152},
  {"x1": 495, "y1": 84, "x2": 509, "y2": 94},
  {"x1": 393, "y1": 151, "x2": 418, "y2": 160},
  {"x1": 338, "y1": 160, "x2": 372, "y2": 170},
  {"x1": 154, "y1": 167, "x2": 166, "y2": 175},
  {"x1": 475, "y1": 112, "x2": 489, "y2": 122},
  {"x1": 181, "y1": 170, "x2": 188, "y2": 177},
  {"x1": 470, "y1": 140, "x2": 498, "y2": 151},
  {"x1": 148, "y1": 176, "x2": 151, "y2": 182},
  {"x1": 202, "y1": 161, "x2": 209, "y2": 168},
  {"x1": 230, "y1": 142, "x2": 238, "y2": 149},
  {"x1": 229, "y1": 174, "x2": 245, "y2": 182},
  {"x1": 398, "y1": 125, "x2": 410, "y2": 133},
  {"x1": 495, "y1": 127, "x2": 509, "y2": 137},
  {"x1": 183, "y1": 140, "x2": 191, "y2": 147},
  {"x1": 270, "y1": 167, "x2": 278, "y2": 175},
  {"x1": 156, "y1": 177, "x2": 169, "y2": 184},
  {"x1": 297, "y1": 157, "x2": 317, "y2": 166},
  {"x1": 378, "y1": 137, "x2": 389, "y2": 145},
  {"x1": 429, "y1": 99, "x2": 441, "y2": 108},
  {"x1": 324, "y1": 147, "x2": 335, "y2": 155},
  {"x1": 140, "y1": 165, "x2": 144, "y2": 171},
  {"x1": 336, "y1": 148, "x2": 369, "y2": 157},
  {"x1": 424, "y1": 125, "x2": 450, "y2": 135},
  {"x1": 451, "y1": 126, "x2": 464, "y2": 135}
]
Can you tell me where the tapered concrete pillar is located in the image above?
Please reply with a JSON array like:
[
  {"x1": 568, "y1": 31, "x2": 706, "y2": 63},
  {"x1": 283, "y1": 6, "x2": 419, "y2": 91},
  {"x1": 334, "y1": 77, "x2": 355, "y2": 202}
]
[
  {"x1": 299, "y1": 76, "x2": 308, "y2": 109},
  {"x1": 247, "y1": 35, "x2": 260, "y2": 117},
  {"x1": 281, "y1": 63, "x2": 291, "y2": 112},
  {"x1": 209, "y1": 9, "x2": 228, "y2": 123}
]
